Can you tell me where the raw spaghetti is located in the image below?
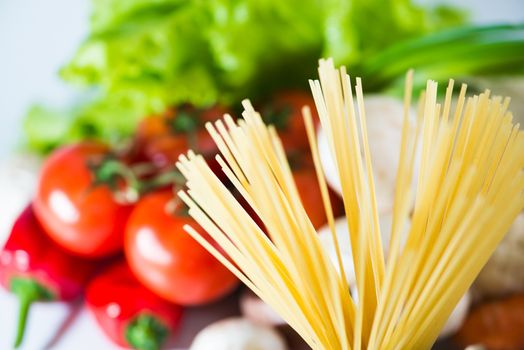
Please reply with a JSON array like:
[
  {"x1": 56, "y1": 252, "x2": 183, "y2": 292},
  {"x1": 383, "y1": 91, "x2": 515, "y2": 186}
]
[{"x1": 176, "y1": 58, "x2": 524, "y2": 350}]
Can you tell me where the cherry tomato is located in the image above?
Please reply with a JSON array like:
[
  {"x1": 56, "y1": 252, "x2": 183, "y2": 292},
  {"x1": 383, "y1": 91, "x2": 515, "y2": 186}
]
[
  {"x1": 34, "y1": 143, "x2": 133, "y2": 258},
  {"x1": 125, "y1": 190, "x2": 239, "y2": 306},
  {"x1": 293, "y1": 165, "x2": 344, "y2": 230},
  {"x1": 135, "y1": 105, "x2": 229, "y2": 169},
  {"x1": 135, "y1": 109, "x2": 175, "y2": 147},
  {"x1": 262, "y1": 91, "x2": 319, "y2": 153}
]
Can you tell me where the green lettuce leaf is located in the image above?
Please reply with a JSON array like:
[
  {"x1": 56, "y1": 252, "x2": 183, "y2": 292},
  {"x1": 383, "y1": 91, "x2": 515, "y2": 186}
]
[{"x1": 26, "y1": 0, "x2": 466, "y2": 153}]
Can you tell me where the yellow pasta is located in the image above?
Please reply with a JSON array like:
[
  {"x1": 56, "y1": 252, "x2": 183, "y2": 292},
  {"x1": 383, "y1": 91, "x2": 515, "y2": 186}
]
[{"x1": 176, "y1": 58, "x2": 524, "y2": 350}]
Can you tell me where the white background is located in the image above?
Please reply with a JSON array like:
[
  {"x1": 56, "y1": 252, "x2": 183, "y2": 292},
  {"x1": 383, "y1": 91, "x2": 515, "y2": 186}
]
[
  {"x1": 0, "y1": 0, "x2": 90, "y2": 159},
  {"x1": 0, "y1": 0, "x2": 523, "y2": 349}
]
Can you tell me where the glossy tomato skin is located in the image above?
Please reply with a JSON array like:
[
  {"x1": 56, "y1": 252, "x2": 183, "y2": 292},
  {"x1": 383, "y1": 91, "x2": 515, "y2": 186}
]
[
  {"x1": 125, "y1": 190, "x2": 239, "y2": 306},
  {"x1": 86, "y1": 262, "x2": 182, "y2": 349},
  {"x1": 34, "y1": 143, "x2": 133, "y2": 258}
]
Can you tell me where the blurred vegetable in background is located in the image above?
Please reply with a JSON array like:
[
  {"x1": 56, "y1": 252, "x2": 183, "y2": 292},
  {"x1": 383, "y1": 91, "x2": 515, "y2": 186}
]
[
  {"x1": 360, "y1": 23, "x2": 524, "y2": 94},
  {"x1": 24, "y1": 0, "x2": 466, "y2": 153}
]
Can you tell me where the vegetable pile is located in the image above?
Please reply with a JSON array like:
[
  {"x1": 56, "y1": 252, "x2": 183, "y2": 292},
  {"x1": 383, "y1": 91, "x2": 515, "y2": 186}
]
[
  {"x1": 2, "y1": 91, "x2": 343, "y2": 349},
  {"x1": 24, "y1": 0, "x2": 468, "y2": 153},
  {"x1": 8, "y1": 1, "x2": 524, "y2": 348},
  {"x1": 6, "y1": 87, "x2": 524, "y2": 349}
]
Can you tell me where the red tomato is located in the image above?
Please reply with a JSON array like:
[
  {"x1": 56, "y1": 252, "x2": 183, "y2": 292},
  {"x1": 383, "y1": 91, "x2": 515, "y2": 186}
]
[
  {"x1": 34, "y1": 143, "x2": 133, "y2": 258},
  {"x1": 263, "y1": 91, "x2": 319, "y2": 153},
  {"x1": 134, "y1": 105, "x2": 229, "y2": 169},
  {"x1": 125, "y1": 190, "x2": 239, "y2": 306},
  {"x1": 293, "y1": 167, "x2": 344, "y2": 230},
  {"x1": 135, "y1": 109, "x2": 175, "y2": 146}
]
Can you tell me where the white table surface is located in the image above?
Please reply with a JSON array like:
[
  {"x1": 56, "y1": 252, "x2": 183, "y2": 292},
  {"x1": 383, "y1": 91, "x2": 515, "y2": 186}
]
[
  {"x1": 0, "y1": 0, "x2": 523, "y2": 349},
  {"x1": 0, "y1": 287, "x2": 242, "y2": 350}
]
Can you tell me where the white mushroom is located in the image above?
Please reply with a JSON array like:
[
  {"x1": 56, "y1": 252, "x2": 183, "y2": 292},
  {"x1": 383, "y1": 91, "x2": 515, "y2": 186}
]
[
  {"x1": 189, "y1": 317, "x2": 287, "y2": 350},
  {"x1": 318, "y1": 95, "x2": 416, "y2": 216},
  {"x1": 240, "y1": 290, "x2": 286, "y2": 327}
]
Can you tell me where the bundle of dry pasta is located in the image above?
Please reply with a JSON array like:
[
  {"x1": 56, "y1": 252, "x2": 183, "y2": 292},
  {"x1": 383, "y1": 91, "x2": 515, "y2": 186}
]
[{"x1": 176, "y1": 58, "x2": 524, "y2": 350}]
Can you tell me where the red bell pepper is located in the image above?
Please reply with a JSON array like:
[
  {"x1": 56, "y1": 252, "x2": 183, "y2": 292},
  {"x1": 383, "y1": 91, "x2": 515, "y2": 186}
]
[
  {"x1": 86, "y1": 262, "x2": 183, "y2": 350},
  {"x1": 0, "y1": 204, "x2": 99, "y2": 348}
]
